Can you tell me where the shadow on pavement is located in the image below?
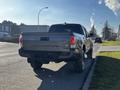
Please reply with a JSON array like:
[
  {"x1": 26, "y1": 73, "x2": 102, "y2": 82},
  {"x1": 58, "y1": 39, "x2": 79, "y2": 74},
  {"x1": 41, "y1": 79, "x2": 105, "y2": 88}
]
[{"x1": 34, "y1": 58, "x2": 93, "y2": 90}]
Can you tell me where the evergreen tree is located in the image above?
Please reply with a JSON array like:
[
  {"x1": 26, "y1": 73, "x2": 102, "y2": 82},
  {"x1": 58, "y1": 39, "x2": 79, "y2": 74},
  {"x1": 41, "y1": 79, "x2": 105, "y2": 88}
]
[
  {"x1": 89, "y1": 25, "x2": 97, "y2": 37},
  {"x1": 102, "y1": 21, "x2": 112, "y2": 40},
  {"x1": 118, "y1": 25, "x2": 120, "y2": 38}
]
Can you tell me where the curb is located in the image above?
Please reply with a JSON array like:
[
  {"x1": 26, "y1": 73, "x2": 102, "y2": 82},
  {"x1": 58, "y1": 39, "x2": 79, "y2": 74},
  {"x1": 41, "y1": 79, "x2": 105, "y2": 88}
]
[{"x1": 80, "y1": 58, "x2": 97, "y2": 90}]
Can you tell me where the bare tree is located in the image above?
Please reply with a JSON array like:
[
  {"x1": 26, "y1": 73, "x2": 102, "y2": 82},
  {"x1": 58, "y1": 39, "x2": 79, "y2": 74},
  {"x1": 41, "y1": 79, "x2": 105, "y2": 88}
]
[{"x1": 11, "y1": 23, "x2": 20, "y2": 36}]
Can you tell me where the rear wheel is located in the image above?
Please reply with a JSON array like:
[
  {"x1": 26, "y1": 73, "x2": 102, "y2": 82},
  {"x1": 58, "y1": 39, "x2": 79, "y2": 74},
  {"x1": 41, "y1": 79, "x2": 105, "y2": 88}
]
[
  {"x1": 74, "y1": 51, "x2": 85, "y2": 73},
  {"x1": 27, "y1": 58, "x2": 42, "y2": 71}
]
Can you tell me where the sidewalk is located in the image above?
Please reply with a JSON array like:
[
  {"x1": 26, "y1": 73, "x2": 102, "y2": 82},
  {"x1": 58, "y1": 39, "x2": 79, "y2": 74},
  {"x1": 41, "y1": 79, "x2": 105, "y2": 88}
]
[{"x1": 98, "y1": 46, "x2": 120, "y2": 52}]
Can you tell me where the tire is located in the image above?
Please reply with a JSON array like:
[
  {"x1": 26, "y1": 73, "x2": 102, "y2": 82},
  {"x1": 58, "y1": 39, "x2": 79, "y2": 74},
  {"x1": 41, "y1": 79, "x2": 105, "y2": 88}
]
[
  {"x1": 74, "y1": 51, "x2": 85, "y2": 73},
  {"x1": 87, "y1": 48, "x2": 93, "y2": 59},
  {"x1": 27, "y1": 58, "x2": 42, "y2": 71}
]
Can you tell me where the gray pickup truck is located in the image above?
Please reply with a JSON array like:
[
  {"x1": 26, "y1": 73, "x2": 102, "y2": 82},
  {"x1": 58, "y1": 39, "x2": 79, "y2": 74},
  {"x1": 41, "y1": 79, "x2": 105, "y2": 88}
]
[{"x1": 19, "y1": 23, "x2": 93, "y2": 73}]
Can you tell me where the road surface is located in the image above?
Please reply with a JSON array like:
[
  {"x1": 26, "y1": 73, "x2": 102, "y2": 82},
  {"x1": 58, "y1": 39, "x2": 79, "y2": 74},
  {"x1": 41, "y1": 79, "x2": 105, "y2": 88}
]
[{"x1": 0, "y1": 42, "x2": 100, "y2": 90}]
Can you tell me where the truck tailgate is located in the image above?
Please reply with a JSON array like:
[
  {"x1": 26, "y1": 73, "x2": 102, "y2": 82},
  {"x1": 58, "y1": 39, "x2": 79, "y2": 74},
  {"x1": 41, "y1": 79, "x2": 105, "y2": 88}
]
[{"x1": 22, "y1": 32, "x2": 71, "y2": 52}]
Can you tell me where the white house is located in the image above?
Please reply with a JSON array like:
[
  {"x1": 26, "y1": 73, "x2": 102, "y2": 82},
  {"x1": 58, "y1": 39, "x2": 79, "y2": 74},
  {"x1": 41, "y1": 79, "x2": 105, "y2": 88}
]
[{"x1": 19, "y1": 25, "x2": 49, "y2": 33}]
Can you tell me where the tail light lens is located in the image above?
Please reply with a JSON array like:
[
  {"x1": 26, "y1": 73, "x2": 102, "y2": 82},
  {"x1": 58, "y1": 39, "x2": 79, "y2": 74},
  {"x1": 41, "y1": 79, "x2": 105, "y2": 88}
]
[
  {"x1": 70, "y1": 36, "x2": 76, "y2": 45},
  {"x1": 19, "y1": 34, "x2": 23, "y2": 47}
]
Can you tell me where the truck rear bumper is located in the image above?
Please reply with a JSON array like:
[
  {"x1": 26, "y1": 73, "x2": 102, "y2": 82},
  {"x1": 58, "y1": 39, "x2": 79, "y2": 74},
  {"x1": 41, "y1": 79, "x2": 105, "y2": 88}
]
[{"x1": 19, "y1": 48, "x2": 80, "y2": 62}]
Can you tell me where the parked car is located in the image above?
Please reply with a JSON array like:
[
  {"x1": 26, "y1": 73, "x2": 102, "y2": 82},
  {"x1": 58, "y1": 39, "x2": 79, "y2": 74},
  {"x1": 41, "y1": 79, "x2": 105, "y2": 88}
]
[
  {"x1": 94, "y1": 37, "x2": 102, "y2": 43},
  {"x1": 19, "y1": 23, "x2": 93, "y2": 73}
]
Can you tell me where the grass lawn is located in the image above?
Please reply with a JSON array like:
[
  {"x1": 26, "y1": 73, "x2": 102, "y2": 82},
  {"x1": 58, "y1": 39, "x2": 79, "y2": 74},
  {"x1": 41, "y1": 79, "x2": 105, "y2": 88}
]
[
  {"x1": 89, "y1": 52, "x2": 120, "y2": 90},
  {"x1": 101, "y1": 41, "x2": 120, "y2": 46}
]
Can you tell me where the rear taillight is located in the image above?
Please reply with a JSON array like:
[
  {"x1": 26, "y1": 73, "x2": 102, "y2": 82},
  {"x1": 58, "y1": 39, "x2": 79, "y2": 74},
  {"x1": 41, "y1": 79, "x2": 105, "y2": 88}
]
[
  {"x1": 70, "y1": 36, "x2": 76, "y2": 45},
  {"x1": 19, "y1": 34, "x2": 23, "y2": 47}
]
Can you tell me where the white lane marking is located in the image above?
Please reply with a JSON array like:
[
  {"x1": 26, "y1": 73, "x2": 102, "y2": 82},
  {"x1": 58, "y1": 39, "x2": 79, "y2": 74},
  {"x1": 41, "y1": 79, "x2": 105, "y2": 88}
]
[
  {"x1": 0, "y1": 52, "x2": 18, "y2": 57},
  {"x1": 0, "y1": 42, "x2": 18, "y2": 46}
]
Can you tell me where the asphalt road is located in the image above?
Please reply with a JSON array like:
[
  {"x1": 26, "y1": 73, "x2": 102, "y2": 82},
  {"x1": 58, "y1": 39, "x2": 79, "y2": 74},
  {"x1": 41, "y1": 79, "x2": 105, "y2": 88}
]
[{"x1": 0, "y1": 42, "x2": 100, "y2": 90}]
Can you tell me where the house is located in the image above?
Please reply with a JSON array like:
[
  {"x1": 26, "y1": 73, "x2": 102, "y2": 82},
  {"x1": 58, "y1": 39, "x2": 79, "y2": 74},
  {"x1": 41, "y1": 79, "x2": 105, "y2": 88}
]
[
  {"x1": 0, "y1": 20, "x2": 49, "y2": 41},
  {"x1": 19, "y1": 25, "x2": 49, "y2": 33},
  {"x1": 1, "y1": 21, "x2": 13, "y2": 33}
]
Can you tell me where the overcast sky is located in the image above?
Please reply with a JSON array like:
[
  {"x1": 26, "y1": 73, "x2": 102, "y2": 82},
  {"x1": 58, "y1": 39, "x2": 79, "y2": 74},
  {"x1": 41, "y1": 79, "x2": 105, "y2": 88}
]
[{"x1": 0, "y1": 0, "x2": 120, "y2": 33}]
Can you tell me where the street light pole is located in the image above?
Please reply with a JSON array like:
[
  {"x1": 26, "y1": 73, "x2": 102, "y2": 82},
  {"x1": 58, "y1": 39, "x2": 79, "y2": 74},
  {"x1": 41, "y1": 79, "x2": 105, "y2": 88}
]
[{"x1": 38, "y1": 7, "x2": 48, "y2": 30}]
